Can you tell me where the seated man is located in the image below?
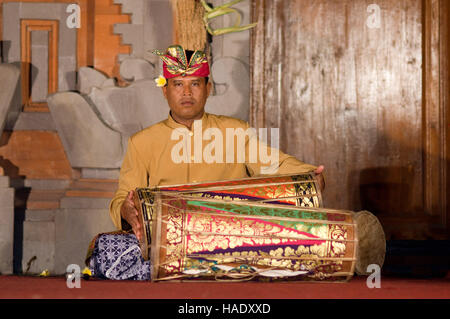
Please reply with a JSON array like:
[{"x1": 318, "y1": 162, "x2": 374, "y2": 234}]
[{"x1": 88, "y1": 45, "x2": 324, "y2": 280}]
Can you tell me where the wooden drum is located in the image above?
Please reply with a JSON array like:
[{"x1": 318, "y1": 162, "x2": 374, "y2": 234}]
[
  {"x1": 133, "y1": 174, "x2": 385, "y2": 281},
  {"x1": 134, "y1": 198, "x2": 385, "y2": 281},
  {"x1": 134, "y1": 173, "x2": 322, "y2": 261}
]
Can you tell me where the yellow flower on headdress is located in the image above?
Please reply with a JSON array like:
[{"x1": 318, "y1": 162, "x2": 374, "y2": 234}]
[{"x1": 155, "y1": 75, "x2": 167, "y2": 87}]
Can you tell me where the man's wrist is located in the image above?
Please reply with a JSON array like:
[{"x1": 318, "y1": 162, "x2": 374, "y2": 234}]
[{"x1": 121, "y1": 217, "x2": 132, "y2": 231}]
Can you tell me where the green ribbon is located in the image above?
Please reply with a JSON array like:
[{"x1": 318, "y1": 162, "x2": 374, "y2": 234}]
[{"x1": 200, "y1": 0, "x2": 257, "y2": 36}]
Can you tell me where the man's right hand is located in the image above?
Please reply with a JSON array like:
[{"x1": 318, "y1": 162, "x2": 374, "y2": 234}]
[{"x1": 120, "y1": 190, "x2": 143, "y2": 242}]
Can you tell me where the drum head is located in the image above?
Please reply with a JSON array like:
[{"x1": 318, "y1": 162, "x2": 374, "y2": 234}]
[{"x1": 354, "y1": 210, "x2": 386, "y2": 275}]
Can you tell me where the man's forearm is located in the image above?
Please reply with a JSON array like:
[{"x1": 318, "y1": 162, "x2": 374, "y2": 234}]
[{"x1": 109, "y1": 195, "x2": 126, "y2": 230}]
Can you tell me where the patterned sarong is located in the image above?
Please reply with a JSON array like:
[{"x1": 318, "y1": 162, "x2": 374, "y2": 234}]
[{"x1": 85, "y1": 231, "x2": 151, "y2": 280}]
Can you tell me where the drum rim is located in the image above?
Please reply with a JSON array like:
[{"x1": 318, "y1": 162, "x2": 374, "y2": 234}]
[
  {"x1": 149, "y1": 172, "x2": 317, "y2": 189},
  {"x1": 135, "y1": 190, "x2": 150, "y2": 261},
  {"x1": 150, "y1": 193, "x2": 162, "y2": 281}
]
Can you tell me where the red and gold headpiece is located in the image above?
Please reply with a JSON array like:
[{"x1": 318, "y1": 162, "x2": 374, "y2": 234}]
[{"x1": 152, "y1": 45, "x2": 210, "y2": 80}]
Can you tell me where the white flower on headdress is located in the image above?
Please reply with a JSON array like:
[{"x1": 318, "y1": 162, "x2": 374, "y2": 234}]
[{"x1": 155, "y1": 75, "x2": 167, "y2": 87}]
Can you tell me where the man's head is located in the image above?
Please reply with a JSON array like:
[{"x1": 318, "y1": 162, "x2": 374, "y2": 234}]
[{"x1": 153, "y1": 45, "x2": 211, "y2": 125}]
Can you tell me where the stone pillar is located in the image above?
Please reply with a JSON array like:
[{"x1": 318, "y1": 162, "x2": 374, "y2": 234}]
[{"x1": 0, "y1": 176, "x2": 15, "y2": 274}]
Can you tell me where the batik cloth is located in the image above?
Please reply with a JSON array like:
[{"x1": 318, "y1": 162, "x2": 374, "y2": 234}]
[{"x1": 85, "y1": 231, "x2": 151, "y2": 280}]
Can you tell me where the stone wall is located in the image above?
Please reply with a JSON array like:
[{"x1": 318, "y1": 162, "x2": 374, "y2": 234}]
[
  {"x1": 2, "y1": 2, "x2": 77, "y2": 129},
  {"x1": 1, "y1": 0, "x2": 253, "y2": 275},
  {"x1": 0, "y1": 176, "x2": 14, "y2": 274}
]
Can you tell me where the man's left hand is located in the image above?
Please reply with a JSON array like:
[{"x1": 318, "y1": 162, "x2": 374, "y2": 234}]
[{"x1": 314, "y1": 165, "x2": 325, "y2": 192}]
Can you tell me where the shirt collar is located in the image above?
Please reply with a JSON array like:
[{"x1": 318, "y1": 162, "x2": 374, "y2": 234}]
[{"x1": 165, "y1": 111, "x2": 210, "y2": 131}]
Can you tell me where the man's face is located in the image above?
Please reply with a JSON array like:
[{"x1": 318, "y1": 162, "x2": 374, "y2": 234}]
[{"x1": 162, "y1": 76, "x2": 211, "y2": 122}]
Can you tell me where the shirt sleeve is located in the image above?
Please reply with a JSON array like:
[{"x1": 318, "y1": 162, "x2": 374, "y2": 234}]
[
  {"x1": 243, "y1": 122, "x2": 317, "y2": 177},
  {"x1": 109, "y1": 137, "x2": 149, "y2": 230}
]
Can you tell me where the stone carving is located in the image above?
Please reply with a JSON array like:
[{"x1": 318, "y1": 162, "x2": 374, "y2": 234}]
[
  {"x1": 120, "y1": 57, "x2": 157, "y2": 82},
  {"x1": 77, "y1": 67, "x2": 109, "y2": 95},
  {"x1": 47, "y1": 91, "x2": 124, "y2": 168}
]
